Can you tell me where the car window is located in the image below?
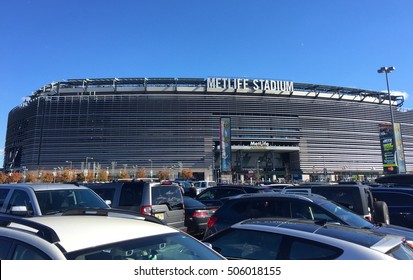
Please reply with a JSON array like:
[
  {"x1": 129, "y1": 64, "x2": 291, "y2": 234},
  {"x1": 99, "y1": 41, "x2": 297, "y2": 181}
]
[
  {"x1": 315, "y1": 190, "x2": 355, "y2": 210},
  {"x1": 215, "y1": 188, "x2": 243, "y2": 199},
  {"x1": 373, "y1": 192, "x2": 413, "y2": 206},
  {"x1": 197, "y1": 189, "x2": 217, "y2": 200},
  {"x1": 35, "y1": 189, "x2": 109, "y2": 214},
  {"x1": 151, "y1": 186, "x2": 183, "y2": 210},
  {"x1": 11, "y1": 243, "x2": 50, "y2": 260},
  {"x1": 287, "y1": 237, "x2": 343, "y2": 260},
  {"x1": 0, "y1": 238, "x2": 13, "y2": 259},
  {"x1": 0, "y1": 188, "x2": 11, "y2": 209},
  {"x1": 231, "y1": 200, "x2": 290, "y2": 219},
  {"x1": 93, "y1": 188, "x2": 116, "y2": 202},
  {"x1": 68, "y1": 232, "x2": 223, "y2": 260},
  {"x1": 119, "y1": 184, "x2": 143, "y2": 207},
  {"x1": 207, "y1": 228, "x2": 282, "y2": 259},
  {"x1": 6, "y1": 190, "x2": 33, "y2": 215}
]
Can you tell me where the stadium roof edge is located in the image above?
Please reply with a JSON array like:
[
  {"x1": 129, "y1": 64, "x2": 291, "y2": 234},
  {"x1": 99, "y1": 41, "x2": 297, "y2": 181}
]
[{"x1": 28, "y1": 77, "x2": 404, "y2": 108}]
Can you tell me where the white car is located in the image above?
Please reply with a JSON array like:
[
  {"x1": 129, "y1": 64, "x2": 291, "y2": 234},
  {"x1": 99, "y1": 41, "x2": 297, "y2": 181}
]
[
  {"x1": 0, "y1": 210, "x2": 225, "y2": 260},
  {"x1": 0, "y1": 183, "x2": 110, "y2": 216},
  {"x1": 203, "y1": 218, "x2": 413, "y2": 260}
]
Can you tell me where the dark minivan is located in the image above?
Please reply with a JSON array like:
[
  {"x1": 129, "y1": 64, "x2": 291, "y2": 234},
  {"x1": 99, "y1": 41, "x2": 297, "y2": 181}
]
[{"x1": 84, "y1": 181, "x2": 186, "y2": 231}]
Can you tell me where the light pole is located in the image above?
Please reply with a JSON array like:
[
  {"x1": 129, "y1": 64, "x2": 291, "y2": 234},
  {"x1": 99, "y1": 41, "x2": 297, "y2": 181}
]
[
  {"x1": 377, "y1": 66, "x2": 396, "y2": 131},
  {"x1": 377, "y1": 66, "x2": 398, "y2": 174},
  {"x1": 85, "y1": 157, "x2": 93, "y2": 177},
  {"x1": 65, "y1": 160, "x2": 73, "y2": 170},
  {"x1": 148, "y1": 159, "x2": 153, "y2": 178},
  {"x1": 256, "y1": 160, "x2": 260, "y2": 183}
]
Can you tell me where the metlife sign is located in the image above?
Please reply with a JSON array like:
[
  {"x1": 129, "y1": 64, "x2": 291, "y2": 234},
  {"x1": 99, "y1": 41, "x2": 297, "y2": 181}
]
[{"x1": 207, "y1": 77, "x2": 294, "y2": 92}]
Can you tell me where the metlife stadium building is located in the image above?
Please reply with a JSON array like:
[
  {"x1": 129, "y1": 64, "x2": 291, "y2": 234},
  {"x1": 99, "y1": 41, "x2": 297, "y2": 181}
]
[{"x1": 4, "y1": 77, "x2": 413, "y2": 182}]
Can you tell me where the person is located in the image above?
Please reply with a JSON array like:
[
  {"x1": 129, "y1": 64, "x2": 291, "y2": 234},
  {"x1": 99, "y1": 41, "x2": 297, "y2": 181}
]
[{"x1": 188, "y1": 183, "x2": 197, "y2": 198}]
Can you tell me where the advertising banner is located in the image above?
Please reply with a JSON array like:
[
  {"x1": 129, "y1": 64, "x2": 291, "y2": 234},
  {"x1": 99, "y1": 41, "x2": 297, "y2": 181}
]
[
  {"x1": 394, "y1": 123, "x2": 406, "y2": 173},
  {"x1": 379, "y1": 123, "x2": 397, "y2": 174},
  {"x1": 219, "y1": 117, "x2": 232, "y2": 172}
]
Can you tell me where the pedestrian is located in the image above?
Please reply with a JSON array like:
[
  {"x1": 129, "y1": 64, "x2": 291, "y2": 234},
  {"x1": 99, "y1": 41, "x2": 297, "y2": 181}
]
[{"x1": 188, "y1": 183, "x2": 197, "y2": 198}]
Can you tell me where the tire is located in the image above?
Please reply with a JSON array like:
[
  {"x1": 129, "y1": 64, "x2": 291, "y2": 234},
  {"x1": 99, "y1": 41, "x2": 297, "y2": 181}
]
[{"x1": 374, "y1": 201, "x2": 390, "y2": 224}]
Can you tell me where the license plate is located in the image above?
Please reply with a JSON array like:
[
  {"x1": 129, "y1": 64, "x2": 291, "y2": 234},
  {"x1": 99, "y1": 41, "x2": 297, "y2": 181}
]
[{"x1": 154, "y1": 213, "x2": 165, "y2": 220}]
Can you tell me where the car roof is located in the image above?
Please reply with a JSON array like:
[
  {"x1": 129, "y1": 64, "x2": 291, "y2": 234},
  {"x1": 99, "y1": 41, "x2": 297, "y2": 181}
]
[
  {"x1": 0, "y1": 183, "x2": 90, "y2": 191},
  {"x1": 223, "y1": 191, "x2": 328, "y2": 202},
  {"x1": 8, "y1": 215, "x2": 177, "y2": 253},
  {"x1": 239, "y1": 218, "x2": 405, "y2": 251},
  {"x1": 375, "y1": 174, "x2": 413, "y2": 185},
  {"x1": 212, "y1": 184, "x2": 269, "y2": 190}
]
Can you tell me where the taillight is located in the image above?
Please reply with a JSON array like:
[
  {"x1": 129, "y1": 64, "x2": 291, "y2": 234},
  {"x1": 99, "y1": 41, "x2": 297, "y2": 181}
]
[
  {"x1": 193, "y1": 210, "x2": 209, "y2": 218},
  {"x1": 207, "y1": 216, "x2": 218, "y2": 228},
  {"x1": 141, "y1": 205, "x2": 152, "y2": 215}
]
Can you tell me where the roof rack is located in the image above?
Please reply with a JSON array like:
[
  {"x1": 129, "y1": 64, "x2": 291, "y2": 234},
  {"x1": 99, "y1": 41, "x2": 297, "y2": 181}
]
[
  {"x1": 280, "y1": 188, "x2": 327, "y2": 199},
  {"x1": 61, "y1": 208, "x2": 165, "y2": 225},
  {"x1": 0, "y1": 214, "x2": 60, "y2": 243}
]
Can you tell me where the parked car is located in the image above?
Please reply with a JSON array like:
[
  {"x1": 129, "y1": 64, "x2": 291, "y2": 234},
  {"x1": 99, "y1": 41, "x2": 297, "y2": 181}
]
[
  {"x1": 370, "y1": 186, "x2": 413, "y2": 229},
  {"x1": 183, "y1": 196, "x2": 217, "y2": 237},
  {"x1": 203, "y1": 218, "x2": 413, "y2": 260},
  {"x1": 203, "y1": 192, "x2": 413, "y2": 241},
  {"x1": 375, "y1": 174, "x2": 413, "y2": 186},
  {"x1": 0, "y1": 183, "x2": 110, "y2": 217},
  {"x1": 0, "y1": 210, "x2": 225, "y2": 260},
  {"x1": 289, "y1": 183, "x2": 384, "y2": 223},
  {"x1": 193, "y1": 181, "x2": 217, "y2": 195},
  {"x1": 84, "y1": 181, "x2": 186, "y2": 231},
  {"x1": 195, "y1": 184, "x2": 271, "y2": 207}
]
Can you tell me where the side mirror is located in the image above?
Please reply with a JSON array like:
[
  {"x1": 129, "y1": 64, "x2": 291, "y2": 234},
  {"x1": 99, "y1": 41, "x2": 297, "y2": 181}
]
[{"x1": 10, "y1": 205, "x2": 29, "y2": 216}]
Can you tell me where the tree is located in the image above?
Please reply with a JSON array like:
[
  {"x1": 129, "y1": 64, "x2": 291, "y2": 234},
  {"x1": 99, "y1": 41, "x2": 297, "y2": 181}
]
[
  {"x1": 136, "y1": 167, "x2": 146, "y2": 179},
  {"x1": 157, "y1": 169, "x2": 170, "y2": 181},
  {"x1": 62, "y1": 169, "x2": 74, "y2": 183},
  {"x1": 181, "y1": 169, "x2": 193, "y2": 180},
  {"x1": 41, "y1": 172, "x2": 54, "y2": 183},
  {"x1": 0, "y1": 172, "x2": 7, "y2": 183},
  {"x1": 77, "y1": 172, "x2": 85, "y2": 182},
  {"x1": 97, "y1": 169, "x2": 109, "y2": 182},
  {"x1": 8, "y1": 172, "x2": 22, "y2": 183},
  {"x1": 86, "y1": 172, "x2": 94, "y2": 182},
  {"x1": 119, "y1": 170, "x2": 130, "y2": 179},
  {"x1": 26, "y1": 172, "x2": 37, "y2": 183}
]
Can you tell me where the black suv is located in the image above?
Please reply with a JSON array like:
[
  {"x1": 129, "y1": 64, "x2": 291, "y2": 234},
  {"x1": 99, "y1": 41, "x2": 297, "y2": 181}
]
[
  {"x1": 370, "y1": 174, "x2": 413, "y2": 229},
  {"x1": 203, "y1": 192, "x2": 413, "y2": 240},
  {"x1": 84, "y1": 181, "x2": 186, "y2": 231},
  {"x1": 285, "y1": 183, "x2": 389, "y2": 224},
  {"x1": 370, "y1": 187, "x2": 413, "y2": 229}
]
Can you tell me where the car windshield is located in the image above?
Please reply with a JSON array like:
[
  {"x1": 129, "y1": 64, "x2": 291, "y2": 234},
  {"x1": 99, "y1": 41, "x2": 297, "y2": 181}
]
[
  {"x1": 66, "y1": 232, "x2": 224, "y2": 260},
  {"x1": 35, "y1": 189, "x2": 110, "y2": 215},
  {"x1": 318, "y1": 200, "x2": 373, "y2": 228}
]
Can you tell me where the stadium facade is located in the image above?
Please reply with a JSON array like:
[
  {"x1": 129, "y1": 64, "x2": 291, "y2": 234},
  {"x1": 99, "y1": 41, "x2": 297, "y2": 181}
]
[{"x1": 4, "y1": 77, "x2": 413, "y2": 182}]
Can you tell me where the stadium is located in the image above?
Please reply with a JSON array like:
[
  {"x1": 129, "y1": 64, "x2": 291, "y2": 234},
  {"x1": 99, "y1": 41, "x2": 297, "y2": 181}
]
[{"x1": 4, "y1": 77, "x2": 413, "y2": 182}]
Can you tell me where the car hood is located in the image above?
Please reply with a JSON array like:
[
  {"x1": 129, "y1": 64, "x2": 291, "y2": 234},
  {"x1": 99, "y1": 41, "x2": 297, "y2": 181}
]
[{"x1": 371, "y1": 223, "x2": 413, "y2": 240}]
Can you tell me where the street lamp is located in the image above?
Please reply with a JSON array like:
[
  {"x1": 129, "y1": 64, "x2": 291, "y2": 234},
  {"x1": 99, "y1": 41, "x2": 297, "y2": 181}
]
[
  {"x1": 377, "y1": 66, "x2": 396, "y2": 130},
  {"x1": 377, "y1": 66, "x2": 398, "y2": 174}
]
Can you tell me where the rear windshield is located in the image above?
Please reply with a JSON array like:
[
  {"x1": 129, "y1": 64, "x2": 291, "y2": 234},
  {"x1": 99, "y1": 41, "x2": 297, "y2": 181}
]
[{"x1": 151, "y1": 186, "x2": 184, "y2": 210}]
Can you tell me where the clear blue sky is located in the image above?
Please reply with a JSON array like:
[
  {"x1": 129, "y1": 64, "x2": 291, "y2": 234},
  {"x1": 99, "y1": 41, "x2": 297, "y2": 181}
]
[{"x1": 1, "y1": 0, "x2": 413, "y2": 167}]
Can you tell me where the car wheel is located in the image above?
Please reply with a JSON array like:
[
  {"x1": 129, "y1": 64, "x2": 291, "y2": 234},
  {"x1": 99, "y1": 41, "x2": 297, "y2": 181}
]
[{"x1": 374, "y1": 201, "x2": 390, "y2": 224}]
